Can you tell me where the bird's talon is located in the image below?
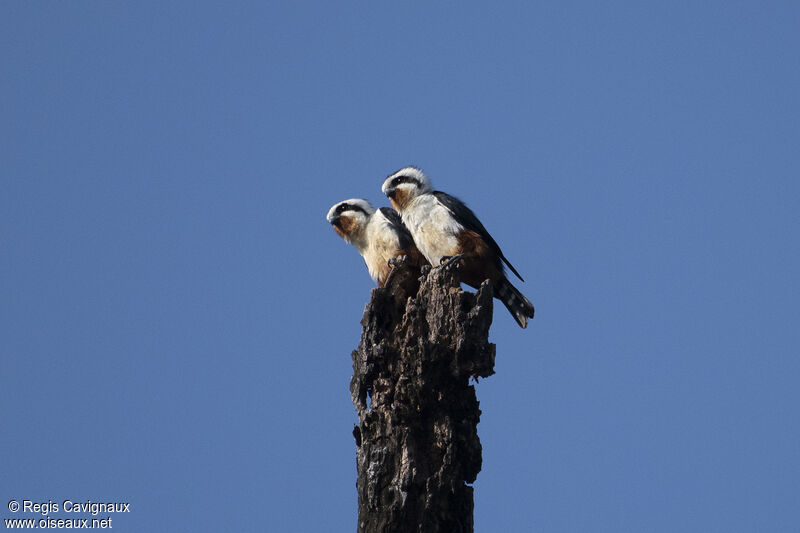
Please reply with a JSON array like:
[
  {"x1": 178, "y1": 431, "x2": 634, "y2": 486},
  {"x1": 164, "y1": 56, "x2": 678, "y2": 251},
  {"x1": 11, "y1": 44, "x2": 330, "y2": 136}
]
[
  {"x1": 438, "y1": 254, "x2": 464, "y2": 270},
  {"x1": 388, "y1": 254, "x2": 409, "y2": 269}
]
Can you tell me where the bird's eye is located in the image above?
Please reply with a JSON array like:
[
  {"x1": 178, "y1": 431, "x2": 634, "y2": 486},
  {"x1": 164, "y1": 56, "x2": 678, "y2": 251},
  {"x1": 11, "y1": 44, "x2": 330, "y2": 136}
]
[{"x1": 392, "y1": 177, "x2": 402, "y2": 186}]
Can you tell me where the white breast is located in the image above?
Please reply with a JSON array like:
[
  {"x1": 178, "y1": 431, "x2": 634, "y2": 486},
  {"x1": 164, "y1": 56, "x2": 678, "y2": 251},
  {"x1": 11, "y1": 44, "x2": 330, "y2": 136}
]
[
  {"x1": 361, "y1": 211, "x2": 401, "y2": 282},
  {"x1": 400, "y1": 194, "x2": 462, "y2": 265}
]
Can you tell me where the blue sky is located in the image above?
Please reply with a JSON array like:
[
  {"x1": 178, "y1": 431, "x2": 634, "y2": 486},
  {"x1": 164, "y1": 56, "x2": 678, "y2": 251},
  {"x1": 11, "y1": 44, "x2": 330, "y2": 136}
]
[{"x1": 2, "y1": 2, "x2": 798, "y2": 531}]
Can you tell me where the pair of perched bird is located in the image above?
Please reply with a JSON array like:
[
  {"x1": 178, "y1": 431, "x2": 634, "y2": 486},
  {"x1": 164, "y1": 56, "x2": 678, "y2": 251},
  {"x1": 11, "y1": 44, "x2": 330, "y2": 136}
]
[{"x1": 326, "y1": 166, "x2": 535, "y2": 329}]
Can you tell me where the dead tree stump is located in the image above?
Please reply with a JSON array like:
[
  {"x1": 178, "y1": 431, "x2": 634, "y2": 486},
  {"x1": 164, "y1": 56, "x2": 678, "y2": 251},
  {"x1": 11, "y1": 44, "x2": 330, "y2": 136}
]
[{"x1": 351, "y1": 259, "x2": 496, "y2": 533}]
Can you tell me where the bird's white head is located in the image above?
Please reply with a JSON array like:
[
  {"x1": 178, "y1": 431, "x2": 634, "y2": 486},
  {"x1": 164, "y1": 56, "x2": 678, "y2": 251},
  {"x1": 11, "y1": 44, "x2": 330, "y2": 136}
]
[
  {"x1": 326, "y1": 198, "x2": 375, "y2": 243},
  {"x1": 381, "y1": 166, "x2": 432, "y2": 211}
]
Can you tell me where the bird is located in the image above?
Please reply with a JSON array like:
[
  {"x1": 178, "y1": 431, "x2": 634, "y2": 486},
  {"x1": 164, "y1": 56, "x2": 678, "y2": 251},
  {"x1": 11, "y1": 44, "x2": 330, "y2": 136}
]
[
  {"x1": 326, "y1": 198, "x2": 429, "y2": 287},
  {"x1": 381, "y1": 166, "x2": 535, "y2": 328}
]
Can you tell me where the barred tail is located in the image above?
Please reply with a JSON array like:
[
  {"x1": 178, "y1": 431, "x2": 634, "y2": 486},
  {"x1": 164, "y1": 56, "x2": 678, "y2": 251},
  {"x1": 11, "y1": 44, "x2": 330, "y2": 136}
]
[{"x1": 495, "y1": 277, "x2": 535, "y2": 329}]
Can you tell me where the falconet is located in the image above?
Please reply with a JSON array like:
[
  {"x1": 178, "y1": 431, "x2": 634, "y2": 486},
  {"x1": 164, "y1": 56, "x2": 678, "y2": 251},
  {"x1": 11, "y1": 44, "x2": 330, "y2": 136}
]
[
  {"x1": 381, "y1": 167, "x2": 535, "y2": 328},
  {"x1": 326, "y1": 198, "x2": 428, "y2": 287}
]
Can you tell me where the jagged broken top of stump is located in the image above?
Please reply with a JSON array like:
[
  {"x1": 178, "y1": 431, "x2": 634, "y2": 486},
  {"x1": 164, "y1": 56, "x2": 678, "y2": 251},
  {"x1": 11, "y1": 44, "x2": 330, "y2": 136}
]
[{"x1": 352, "y1": 258, "x2": 497, "y2": 415}]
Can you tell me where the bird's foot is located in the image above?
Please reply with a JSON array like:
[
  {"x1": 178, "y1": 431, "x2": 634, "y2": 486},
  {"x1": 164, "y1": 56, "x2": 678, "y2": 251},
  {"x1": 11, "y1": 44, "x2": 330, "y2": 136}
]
[
  {"x1": 385, "y1": 255, "x2": 413, "y2": 289},
  {"x1": 438, "y1": 254, "x2": 464, "y2": 271},
  {"x1": 387, "y1": 255, "x2": 408, "y2": 268}
]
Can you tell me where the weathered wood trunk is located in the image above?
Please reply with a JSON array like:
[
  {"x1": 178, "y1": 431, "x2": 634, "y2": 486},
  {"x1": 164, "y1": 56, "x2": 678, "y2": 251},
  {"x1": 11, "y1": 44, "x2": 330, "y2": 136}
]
[{"x1": 351, "y1": 260, "x2": 496, "y2": 533}]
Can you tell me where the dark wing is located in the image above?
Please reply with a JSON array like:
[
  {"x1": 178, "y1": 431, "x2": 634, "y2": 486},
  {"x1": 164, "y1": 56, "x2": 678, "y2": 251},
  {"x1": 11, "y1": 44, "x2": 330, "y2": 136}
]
[
  {"x1": 432, "y1": 191, "x2": 524, "y2": 282},
  {"x1": 378, "y1": 207, "x2": 416, "y2": 250}
]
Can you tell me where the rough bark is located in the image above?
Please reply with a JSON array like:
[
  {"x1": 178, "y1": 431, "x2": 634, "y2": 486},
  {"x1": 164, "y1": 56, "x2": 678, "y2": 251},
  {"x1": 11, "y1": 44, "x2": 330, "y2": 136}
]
[{"x1": 351, "y1": 259, "x2": 496, "y2": 533}]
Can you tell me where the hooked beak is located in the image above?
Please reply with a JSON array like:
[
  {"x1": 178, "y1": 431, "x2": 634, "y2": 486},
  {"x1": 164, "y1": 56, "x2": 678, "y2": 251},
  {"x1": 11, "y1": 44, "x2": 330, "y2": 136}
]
[
  {"x1": 385, "y1": 188, "x2": 396, "y2": 200},
  {"x1": 330, "y1": 215, "x2": 341, "y2": 227}
]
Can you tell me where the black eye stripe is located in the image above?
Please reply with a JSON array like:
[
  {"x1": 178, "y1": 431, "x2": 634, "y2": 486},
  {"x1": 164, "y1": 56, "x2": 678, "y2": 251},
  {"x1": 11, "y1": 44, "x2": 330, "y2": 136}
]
[
  {"x1": 391, "y1": 175, "x2": 418, "y2": 187},
  {"x1": 336, "y1": 203, "x2": 367, "y2": 216}
]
